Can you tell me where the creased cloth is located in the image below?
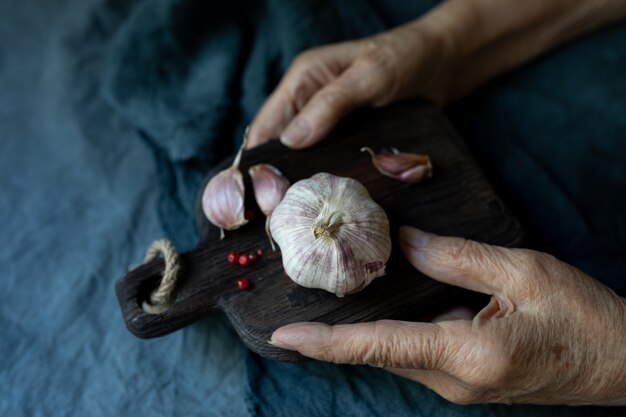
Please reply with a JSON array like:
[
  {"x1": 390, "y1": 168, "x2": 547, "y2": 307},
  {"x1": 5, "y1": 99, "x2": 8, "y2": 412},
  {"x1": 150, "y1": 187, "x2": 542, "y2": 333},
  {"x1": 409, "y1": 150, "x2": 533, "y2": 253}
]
[{"x1": 1, "y1": 0, "x2": 624, "y2": 416}]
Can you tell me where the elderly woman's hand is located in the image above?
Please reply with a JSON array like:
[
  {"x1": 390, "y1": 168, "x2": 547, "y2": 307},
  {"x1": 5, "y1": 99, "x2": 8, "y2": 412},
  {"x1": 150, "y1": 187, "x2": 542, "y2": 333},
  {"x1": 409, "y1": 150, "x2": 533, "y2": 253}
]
[
  {"x1": 270, "y1": 226, "x2": 626, "y2": 405},
  {"x1": 246, "y1": 24, "x2": 453, "y2": 149},
  {"x1": 248, "y1": 0, "x2": 626, "y2": 149}
]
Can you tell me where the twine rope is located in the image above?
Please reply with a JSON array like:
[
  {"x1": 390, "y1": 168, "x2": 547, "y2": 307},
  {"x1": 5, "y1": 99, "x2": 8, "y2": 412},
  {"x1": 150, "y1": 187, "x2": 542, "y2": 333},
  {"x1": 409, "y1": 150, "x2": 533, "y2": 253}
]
[{"x1": 141, "y1": 239, "x2": 180, "y2": 315}]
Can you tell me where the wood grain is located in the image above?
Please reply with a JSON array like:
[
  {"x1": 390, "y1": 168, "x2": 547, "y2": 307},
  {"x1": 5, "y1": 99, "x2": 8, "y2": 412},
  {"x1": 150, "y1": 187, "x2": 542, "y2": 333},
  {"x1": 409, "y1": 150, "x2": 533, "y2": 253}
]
[{"x1": 115, "y1": 100, "x2": 524, "y2": 362}]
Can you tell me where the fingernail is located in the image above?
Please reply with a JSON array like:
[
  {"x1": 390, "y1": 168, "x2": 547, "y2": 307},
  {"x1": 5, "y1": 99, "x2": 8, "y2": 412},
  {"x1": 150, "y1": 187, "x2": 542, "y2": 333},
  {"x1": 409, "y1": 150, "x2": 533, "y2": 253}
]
[
  {"x1": 270, "y1": 323, "x2": 328, "y2": 351},
  {"x1": 399, "y1": 226, "x2": 435, "y2": 250},
  {"x1": 280, "y1": 118, "x2": 310, "y2": 146}
]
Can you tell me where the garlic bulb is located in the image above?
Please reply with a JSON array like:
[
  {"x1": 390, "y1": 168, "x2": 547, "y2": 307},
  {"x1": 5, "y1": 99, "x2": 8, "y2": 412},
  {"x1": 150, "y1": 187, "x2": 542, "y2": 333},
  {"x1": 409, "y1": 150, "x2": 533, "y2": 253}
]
[{"x1": 270, "y1": 173, "x2": 391, "y2": 297}]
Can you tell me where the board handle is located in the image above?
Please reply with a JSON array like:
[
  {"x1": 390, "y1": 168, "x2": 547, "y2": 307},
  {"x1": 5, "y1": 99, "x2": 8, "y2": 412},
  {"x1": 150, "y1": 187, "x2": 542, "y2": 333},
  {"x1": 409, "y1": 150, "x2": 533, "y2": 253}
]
[{"x1": 115, "y1": 247, "x2": 221, "y2": 338}]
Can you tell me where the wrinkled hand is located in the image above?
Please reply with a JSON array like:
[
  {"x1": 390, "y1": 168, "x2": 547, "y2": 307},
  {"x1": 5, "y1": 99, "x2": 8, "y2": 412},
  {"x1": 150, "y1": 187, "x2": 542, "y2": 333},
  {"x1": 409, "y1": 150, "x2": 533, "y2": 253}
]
[
  {"x1": 247, "y1": 24, "x2": 452, "y2": 149},
  {"x1": 248, "y1": 1, "x2": 626, "y2": 151},
  {"x1": 270, "y1": 226, "x2": 626, "y2": 405}
]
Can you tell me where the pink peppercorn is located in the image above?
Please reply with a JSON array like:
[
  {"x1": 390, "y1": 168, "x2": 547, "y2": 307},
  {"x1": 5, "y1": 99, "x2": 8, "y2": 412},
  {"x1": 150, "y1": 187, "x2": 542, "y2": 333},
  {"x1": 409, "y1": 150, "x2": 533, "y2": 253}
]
[
  {"x1": 227, "y1": 251, "x2": 239, "y2": 264},
  {"x1": 238, "y1": 254, "x2": 250, "y2": 266}
]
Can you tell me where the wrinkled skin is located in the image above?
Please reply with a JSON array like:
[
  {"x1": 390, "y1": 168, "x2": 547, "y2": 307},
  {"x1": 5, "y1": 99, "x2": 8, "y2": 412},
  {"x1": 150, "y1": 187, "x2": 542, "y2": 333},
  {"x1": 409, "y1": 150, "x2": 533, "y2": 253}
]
[
  {"x1": 271, "y1": 227, "x2": 626, "y2": 405},
  {"x1": 248, "y1": 0, "x2": 626, "y2": 150},
  {"x1": 247, "y1": 28, "x2": 452, "y2": 149},
  {"x1": 254, "y1": 0, "x2": 626, "y2": 405}
]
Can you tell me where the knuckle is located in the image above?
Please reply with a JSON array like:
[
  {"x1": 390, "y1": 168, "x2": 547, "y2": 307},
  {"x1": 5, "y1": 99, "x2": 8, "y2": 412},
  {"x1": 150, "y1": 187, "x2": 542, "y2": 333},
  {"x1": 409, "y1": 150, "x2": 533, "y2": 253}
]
[
  {"x1": 514, "y1": 249, "x2": 572, "y2": 300},
  {"x1": 379, "y1": 321, "x2": 445, "y2": 370},
  {"x1": 292, "y1": 50, "x2": 316, "y2": 69},
  {"x1": 318, "y1": 321, "x2": 450, "y2": 371},
  {"x1": 375, "y1": 323, "x2": 405, "y2": 367},
  {"x1": 415, "y1": 329, "x2": 445, "y2": 370},
  {"x1": 439, "y1": 238, "x2": 491, "y2": 274},
  {"x1": 316, "y1": 88, "x2": 349, "y2": 109},
  {"x1": 356, "y1": 321, "x2": 398, "y2": 367},
  {"x1": 458, "y1": 240, "x2": 488, "y2": 270},
  {"x1": 437, "y1": 239, "x2": 524, "y2": 289},
  {"x1": 357, "y1": 38, "x2": 398, "y2": 70},
  {"x1": 444, "y1": 389, "x2": 479, "y2": 405},
  {"x1": 352, "y1": 39, "x2": 401, "y2": 105},
  {"x1": 517, "y1": 249, "x2": 551, "y2": 270},
  {"x1": 290, "y1": 82, "x2": 313, "y2": 110},
  {"x1": 515, "y1": 249, "x2": 560, "y2": 284},
  {"x1": 530, "y1": 251, "x2": 559, "y2": 273},
  {"x1": 323, "y1": 324, "x2": 390, "y2": 367},
  {"x1": 354, "y1": 64, "x2": 392, "y2": 102},
  {"x1": 354, "y1": 52, "x2": 388, "y2": 73},
  {"x1": 331, "y1": 321, "x2": 421, "y2": 368}
]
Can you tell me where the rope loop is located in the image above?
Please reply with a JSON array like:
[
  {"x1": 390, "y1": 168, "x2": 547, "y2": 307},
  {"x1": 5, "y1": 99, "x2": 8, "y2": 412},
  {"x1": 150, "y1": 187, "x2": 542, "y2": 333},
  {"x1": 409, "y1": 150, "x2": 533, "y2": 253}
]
[{"x1": 141, "y1": 239, "x2": 180, "y2": 314}]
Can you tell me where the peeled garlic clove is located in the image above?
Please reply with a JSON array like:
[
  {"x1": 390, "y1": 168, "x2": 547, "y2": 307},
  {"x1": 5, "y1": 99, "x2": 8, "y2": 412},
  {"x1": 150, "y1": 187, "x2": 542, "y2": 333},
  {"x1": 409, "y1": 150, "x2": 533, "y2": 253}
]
[
  {"x1": 202, "y1": 129, "x2": 249, "y2": 239},
  {"x1": 270, "y1": 173, "x2": 391, "y2": 297},
  {"x1": 361, "y1": 147, "x2": 432, "y2": 184},
  {"x1": 201, "y1": 166, "x2": 247, "y2": 239},
  {"x1": 249, "y1": 164, "x2": 290, "y2": 250}
]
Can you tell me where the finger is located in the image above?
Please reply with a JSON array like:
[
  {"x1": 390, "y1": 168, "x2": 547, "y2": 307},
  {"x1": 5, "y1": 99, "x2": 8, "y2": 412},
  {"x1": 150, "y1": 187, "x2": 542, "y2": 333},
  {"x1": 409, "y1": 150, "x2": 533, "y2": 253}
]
[
  {"x1": 247, "y1": 89, "x2": 297, "y2": 149},
  {"x1": 248, "y1": 46, "x2": 357, "y2": 148},
  {"x1": 399, "y1": 226, "x2": 518, "y2": 295},
  {"x1": 270, "y1": 319, "x2": 466, "y2": 372},
  {"x1": 279, "y1": 65, "x2": 371, "y2": 149},
  {"x1": 247, "y1": 80, "x2": 305, "y2": 149},
  {"x1": 247, "y1": 73, "x2": 322, "y2": 148}
]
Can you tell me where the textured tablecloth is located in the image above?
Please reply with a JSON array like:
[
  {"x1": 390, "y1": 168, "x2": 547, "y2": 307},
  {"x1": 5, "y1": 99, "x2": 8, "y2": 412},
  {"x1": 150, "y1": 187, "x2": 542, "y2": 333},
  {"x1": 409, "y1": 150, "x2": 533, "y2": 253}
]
[{"x1": 1, "y1": 1, "x2": 624, "y2": 416}]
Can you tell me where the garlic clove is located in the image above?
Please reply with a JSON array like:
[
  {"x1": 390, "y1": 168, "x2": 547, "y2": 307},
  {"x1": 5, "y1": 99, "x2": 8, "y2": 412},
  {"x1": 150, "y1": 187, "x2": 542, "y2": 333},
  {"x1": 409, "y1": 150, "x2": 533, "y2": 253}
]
[
  {"x1": 201, "y1": 128, "x2": 249, "y2": 239},
  {"x1": 270, "y1": 173, "x2": 391, "y2": 297},
  {"x1": 249, "y1": 163, "x2": 290, "y2": 250},
  {"x1": 361, "y1": 147, "x2": 432, "y2": 184},
  {"x1": 398, "y1": 163, "x2": 432, "y2": 183},
  {"x1": 249, "y1": 164, "x2": 290, "y2": 216},
  {"x1": 201, "y1": 166, "x2": 247, "y2": 239}
]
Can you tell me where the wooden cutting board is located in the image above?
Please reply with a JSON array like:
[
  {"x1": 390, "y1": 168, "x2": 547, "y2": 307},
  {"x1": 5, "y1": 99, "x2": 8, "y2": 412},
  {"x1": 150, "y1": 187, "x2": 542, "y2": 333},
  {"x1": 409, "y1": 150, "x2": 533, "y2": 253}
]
[{"x1": 115, "y1": 100, "x2": 524, "y2": 362}]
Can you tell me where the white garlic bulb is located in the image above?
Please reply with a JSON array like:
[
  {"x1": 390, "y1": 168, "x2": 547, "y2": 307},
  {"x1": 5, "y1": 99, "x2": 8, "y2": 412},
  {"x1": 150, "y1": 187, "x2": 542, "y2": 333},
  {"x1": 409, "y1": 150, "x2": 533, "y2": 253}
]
[{"x1": 270, "y1": 173, "x2": 391, "y2": 297}]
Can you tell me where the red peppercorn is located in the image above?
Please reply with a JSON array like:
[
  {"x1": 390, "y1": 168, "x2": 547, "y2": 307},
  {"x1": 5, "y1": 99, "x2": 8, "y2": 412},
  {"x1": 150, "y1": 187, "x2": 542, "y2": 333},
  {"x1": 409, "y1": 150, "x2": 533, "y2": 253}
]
[
  {"x1": 247, "y1": 253, "x2": 258, "y2": 263},
  {"x1": 238, "y1": 254, "x2": 250, "y2": 266},
  {"x1": 256, "y1": 248, "x2": 264, "y2": 258},
  {"x1": 245, "y1": 209, "x2": 255, "y2": 221},
  {"x1": 237, "y1": 278, "x2": 250, "y2": 290},
  {"x1": 227, "y1": 251, "x2": 239, "y2": 264}
]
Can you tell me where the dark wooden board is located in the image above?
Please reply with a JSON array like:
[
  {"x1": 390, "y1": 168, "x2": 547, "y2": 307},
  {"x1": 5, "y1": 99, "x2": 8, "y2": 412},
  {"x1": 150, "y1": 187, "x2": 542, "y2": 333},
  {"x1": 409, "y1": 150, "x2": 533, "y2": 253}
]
[{"x1": 115, "y1": 100, "x2": 524, "y2": 362}]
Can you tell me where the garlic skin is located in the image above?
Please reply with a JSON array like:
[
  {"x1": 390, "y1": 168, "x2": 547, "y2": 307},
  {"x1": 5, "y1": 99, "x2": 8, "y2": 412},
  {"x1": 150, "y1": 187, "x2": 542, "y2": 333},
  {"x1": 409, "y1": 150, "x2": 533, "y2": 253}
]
[
  {"x1": 270, "y1": 173, "x2": 391, "y2": 297},
  {"x1": 249, "y1": 163, "x2": 290, "y2": 250},
  {"x1": 202, "y1": 129, "x2": 249, "y2": 239},
  {"x1": 361, "y1": 147, "x2": 432, "y2": 184},
  {"x1": 202, "y1": 166, "x2": 247, "y2": 239}
]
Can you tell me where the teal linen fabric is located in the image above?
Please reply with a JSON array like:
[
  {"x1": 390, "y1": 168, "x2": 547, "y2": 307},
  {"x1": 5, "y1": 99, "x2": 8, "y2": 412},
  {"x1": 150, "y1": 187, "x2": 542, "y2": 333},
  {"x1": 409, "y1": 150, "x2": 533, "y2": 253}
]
[
  {"x1": 1, "y1": 1, "x2": 624, "y2": 416},
  {"x1": 448, "y1": 27, "x2": 626, "y2": 294}
]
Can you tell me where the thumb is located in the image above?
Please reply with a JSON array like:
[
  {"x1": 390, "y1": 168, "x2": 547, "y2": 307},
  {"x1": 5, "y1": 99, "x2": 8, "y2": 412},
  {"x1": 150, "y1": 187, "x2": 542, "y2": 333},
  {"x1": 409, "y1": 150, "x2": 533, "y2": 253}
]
[
  {"x1": 270, "y1": 320, "x2": 464, "y2": 371},
  {"x1": 399, "y1": 226, "x2": 517, "y2": 296}
]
